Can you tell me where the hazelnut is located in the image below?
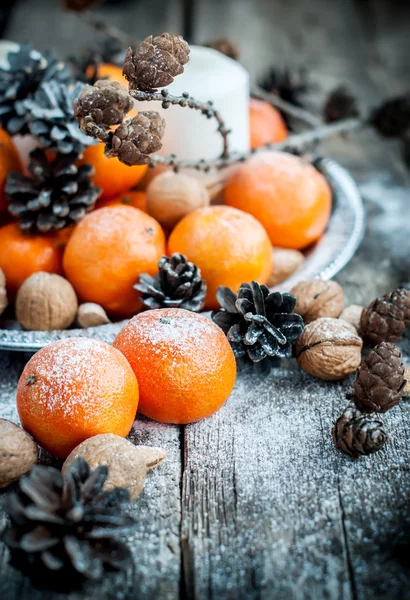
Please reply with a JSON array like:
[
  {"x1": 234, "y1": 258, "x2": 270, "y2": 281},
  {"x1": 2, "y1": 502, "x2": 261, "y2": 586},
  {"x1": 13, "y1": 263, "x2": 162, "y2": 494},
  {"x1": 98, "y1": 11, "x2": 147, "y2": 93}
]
[
  {"x1": 296, "y1": 317, "x2": 363, "y2": 380},
  {"x1": 267, "y1": 248, "x2": 305, "y2": 287},
  {"x1": 0, "y1": 267, "x2": 7, "y2": 316},
  {"x1": 147, "y1": 171, "x2": 210, "y2": 229},
  {"x1": 290, "y1": 279, "x2": 344, "y2": 323},
  {"x1": 15, "y1": 272, "x2": 78, "y2": 331},
  {"x1": 77, "y1": 302, "x2": 110, "y2": 328},
  {"x1": 0, "y1": 419, "x2": 38, "y2": 488},
  {"x1": 339, "y1": 304, "x2": 364, "y2": 331},
  {"x1": 62, "y1": 434, "x2": 167, "y2": 501}
]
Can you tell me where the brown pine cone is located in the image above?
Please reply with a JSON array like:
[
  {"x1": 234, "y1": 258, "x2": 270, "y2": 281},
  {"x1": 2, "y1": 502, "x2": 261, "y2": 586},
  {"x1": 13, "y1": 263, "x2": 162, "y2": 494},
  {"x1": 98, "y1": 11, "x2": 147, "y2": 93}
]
[
  {"x1": 203, "y1": 38, "x2": 240, "y2": 61},
  {"x1": 106, "y1": 112, "x2": 166, "y2": 165},
  {"x1": 359, "y1": 288, "x2": 410, "y2": 344},
  {"x1": 123, "y1": 33, "x2": 190, "y2": 92},
  {"x1": 353, "y1": 342, "x2": 406, "y2": 413},
  {"x1": 74, "y1": 80, "x2": 133, "y2": 132},
  {"x1": 332, "y1": 401, "x2": 387, "y2": 459}
]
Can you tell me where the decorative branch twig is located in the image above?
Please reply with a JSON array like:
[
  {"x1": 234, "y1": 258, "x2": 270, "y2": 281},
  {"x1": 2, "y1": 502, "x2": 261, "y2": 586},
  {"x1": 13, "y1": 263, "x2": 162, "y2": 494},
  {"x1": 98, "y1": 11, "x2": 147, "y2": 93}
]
[
  {"x1": 129, "y1": 88, "x2": 231, "y2": 159},
  {"x1": 251, "y1": 85, "x2": 322, "y2": 128},
  {"x1": 83, "y1": 10, "x2": 139, "y2": 49}
]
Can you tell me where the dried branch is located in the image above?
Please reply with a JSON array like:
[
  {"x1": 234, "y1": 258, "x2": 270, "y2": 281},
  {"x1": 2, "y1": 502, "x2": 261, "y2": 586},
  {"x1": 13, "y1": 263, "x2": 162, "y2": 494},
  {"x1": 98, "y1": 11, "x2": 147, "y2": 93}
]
[
  {"x1": 83, "y1": 10, "x2": 139, "y2": 49},
  {"x1": 130, "y1": 88, "x2": 231, "y2": 158}
]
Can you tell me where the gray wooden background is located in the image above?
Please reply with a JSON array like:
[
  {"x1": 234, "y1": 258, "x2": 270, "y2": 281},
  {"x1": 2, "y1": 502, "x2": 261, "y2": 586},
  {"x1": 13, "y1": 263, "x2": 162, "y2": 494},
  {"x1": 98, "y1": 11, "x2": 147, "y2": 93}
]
[{"x1": 1, "y1": 0, "x2": 410, "y2": 598}]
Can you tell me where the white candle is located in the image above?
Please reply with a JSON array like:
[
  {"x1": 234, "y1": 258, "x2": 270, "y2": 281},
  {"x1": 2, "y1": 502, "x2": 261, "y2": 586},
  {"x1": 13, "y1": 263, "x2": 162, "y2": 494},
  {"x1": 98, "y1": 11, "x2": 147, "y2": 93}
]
[{"x1": 138, "y1": 45, "x2": 250, "y2": 161}]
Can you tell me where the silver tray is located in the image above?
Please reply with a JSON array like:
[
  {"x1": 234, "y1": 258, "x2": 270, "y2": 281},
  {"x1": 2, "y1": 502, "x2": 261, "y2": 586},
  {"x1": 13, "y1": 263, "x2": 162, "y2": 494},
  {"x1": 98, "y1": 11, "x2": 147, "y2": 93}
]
[{"x1": 0, "y1": 157, "x2": 365, "y2": 353}]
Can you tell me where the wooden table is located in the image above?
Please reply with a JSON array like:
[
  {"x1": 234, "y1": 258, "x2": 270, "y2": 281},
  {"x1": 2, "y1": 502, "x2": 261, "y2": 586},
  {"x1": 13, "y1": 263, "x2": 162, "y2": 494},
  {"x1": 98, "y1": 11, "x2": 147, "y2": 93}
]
[{"x1": 1, "y1": 0, "x2": 410, "y2": 598}]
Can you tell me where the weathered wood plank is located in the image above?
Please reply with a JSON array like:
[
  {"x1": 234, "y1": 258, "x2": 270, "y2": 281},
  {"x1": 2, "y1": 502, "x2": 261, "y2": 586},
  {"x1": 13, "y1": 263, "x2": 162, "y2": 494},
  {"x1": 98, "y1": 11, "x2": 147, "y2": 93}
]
[{"x1": 0, "y1": 352, "x2": 182, "y2": 600}]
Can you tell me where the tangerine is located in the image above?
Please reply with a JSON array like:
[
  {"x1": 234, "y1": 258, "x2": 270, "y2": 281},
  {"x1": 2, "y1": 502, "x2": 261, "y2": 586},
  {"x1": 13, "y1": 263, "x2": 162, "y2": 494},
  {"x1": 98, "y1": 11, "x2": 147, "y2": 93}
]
[
  {"x1": 96, "y1": 190, "x2": 147, "y2": 212},
  {"x1": 63, "y1": 205, "x2": 166, "y2": 317},
  {"x1": 167, "y1": 206, "x2": 273, "y2": 309},
  {"x1": 0, "y1": 223, "x2": 62, "y2": 297},
  {"x1": 249, "y1": 98, "x2": 288, "y2": 149},
  {"x1": 79, "y1": 143, "x2": 147, "y2": 200},
  {"x1": 224, "y1": 151, "x2": 332, "y2": 249},
  {"x1": 113, "y1": 308, "x2": 236, "y2": 424},
  {"x1": 17, "y1": 337, "x2": 139, "y2": 458},
  {"x1": 88, "y1": 62, "x2": 128, "y2": 88},
  {"x1": 0, "y1": 128, "x2": 22, "y2": 213}
]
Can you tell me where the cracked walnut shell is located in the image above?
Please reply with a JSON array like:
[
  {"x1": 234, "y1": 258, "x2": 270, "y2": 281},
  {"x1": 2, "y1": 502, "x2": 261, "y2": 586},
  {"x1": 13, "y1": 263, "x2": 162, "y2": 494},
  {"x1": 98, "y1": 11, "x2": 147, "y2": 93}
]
[
  {"x1": 62, "y1": 434, "x2": 167, "y2": 501},
  {"x1": 296, "y1": 317, "x2": 363, "y2": 380},
  {"x1": 291, "y1": 279, "x2": 344, "y2": 324}
]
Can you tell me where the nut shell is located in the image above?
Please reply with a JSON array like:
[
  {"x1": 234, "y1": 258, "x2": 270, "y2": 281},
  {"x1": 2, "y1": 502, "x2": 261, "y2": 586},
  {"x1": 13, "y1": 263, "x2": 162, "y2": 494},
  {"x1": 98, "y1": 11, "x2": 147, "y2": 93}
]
[
  {"x1": 339, "y1": 304, "x2": 364, "y2": 331},
  {"x1": 0, "y1": 267, "x2": 7, "y2": 316},
  {"x1": 15, "y1": 272, "x2": 78, "y2": 331},
  {"x1": 296, "y1": 317, "x2": 363, "y2": 380},
  {"x1": 0, "y1": 419, "x2": 38, "y2": 488},
  {"x1": 147, "y1": 171, "x2": 210, "y2": 230},
  {"x1": 267, "y1": 248, "x2": 305, "y2": 287},
  {"x1": 62, "y1": 434, "x2": 167, "y2": 501},
  {"x1": 77, "y1": 303, "x2": 110, "y2": 328},
  {"x1": 291, "y1": 279, "x2": 344, "y2": 324}
]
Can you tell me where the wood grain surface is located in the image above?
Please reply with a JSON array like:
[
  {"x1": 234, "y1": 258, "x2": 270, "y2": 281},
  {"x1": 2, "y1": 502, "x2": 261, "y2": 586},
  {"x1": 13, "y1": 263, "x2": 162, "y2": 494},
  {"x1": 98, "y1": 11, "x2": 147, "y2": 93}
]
[{"x1": 1, "y1": 0, "x2": 410, "y2": 598}]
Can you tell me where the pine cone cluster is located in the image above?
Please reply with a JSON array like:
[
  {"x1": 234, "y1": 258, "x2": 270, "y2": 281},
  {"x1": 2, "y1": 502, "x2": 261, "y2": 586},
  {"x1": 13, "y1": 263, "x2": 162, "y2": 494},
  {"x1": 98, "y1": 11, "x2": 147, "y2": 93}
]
[
  {"x1": 371, "y1": 95, "x2": 410, "y2": 138},
  {"x1": 332, "y1": 341, "x2": 407, "y2": 458},
  {"x1": 212, "y1": 281, "x2": 304, "y2": 365},
  {"x1": 323, "y1": 87, "x2": 359, "y2": 123},
  {"x1": 106, "y1": 112, "x2": 166, "y2": 166},
  {"x1": 1, "y1": 458, "x2": 136, "y2": 582},
  {"x1": 123, "y1": 33, "x2": 190, "y2": 92},
  {"x1": 359, "y1": 287, "x2": 410, "y2": 345},
  {"x1": 74, "y1": 80, "x2": 133, "y2": 131},
  {"x1": 6, "y1": 149, "x2": 100, "y2": 232},
  {"x1": 258, "y1": 66, "x2": 309, "y2": 107},
  {"x1": 203, "y1": 38, "x2": 240, "y2": 61},
  {"x1": 0, "y1": 44, "x2": 71, "y2": 136},
  {"x1": 135, "y1": 254, "x2": 206, "y2": 311},
  {"x1": 23, "y1": 81, "x2": 92, "y2": 154},
  {"x1": 332, "y1": 400, "x2": 387, "y2": 459}
]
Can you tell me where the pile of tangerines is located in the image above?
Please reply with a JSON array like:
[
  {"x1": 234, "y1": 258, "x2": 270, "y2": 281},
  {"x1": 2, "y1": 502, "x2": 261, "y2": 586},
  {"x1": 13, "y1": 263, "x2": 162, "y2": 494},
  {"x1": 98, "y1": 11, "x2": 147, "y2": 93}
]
[{"x1": 0, "y1": 63, "x2": 332, "y2": 453}]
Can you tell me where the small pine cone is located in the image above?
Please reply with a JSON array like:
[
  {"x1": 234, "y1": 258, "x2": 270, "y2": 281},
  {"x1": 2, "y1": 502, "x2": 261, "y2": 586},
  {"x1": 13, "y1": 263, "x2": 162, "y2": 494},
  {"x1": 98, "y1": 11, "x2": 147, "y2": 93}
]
[
  {"x1": 123, "y1": 33, "x2": 190, "y2": 92},
  {"x1": 332, "y1": 401, "x2": 387, "y2": 459},
  {"x1": 107, "y1": 112, "x2": 166, "y2": 165},
  {"x1": 359, "y1": 288, "x2": 410, "y2": 345},
  {"x1": 371, "y1": 95, "x2": 410, "y2": 138},
  {"x1": 353, "y1": 342, "x2": 406, "y2": 413},
  {"x1": 74, "y1": 80, "x2": 133, "y2": 131},
  {"x1": 323, "y1": 87, "x2": 359, "y2": 123},
  {"x1": 203, "y1": 38, "x2": 239, "y2": 61}
]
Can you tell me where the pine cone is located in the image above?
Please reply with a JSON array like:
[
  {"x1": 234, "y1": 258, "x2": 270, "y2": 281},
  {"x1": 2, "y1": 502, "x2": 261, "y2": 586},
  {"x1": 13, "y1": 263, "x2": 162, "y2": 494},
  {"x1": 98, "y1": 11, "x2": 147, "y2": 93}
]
[
  {"x1": 359, "y1": 288, "x2": 410, "y2": 345},
  {"x1": 1, "y1": 458, "x2": 136, "y2": 582},
  {"x1": 106, "y1": 112, "x2": 165, "y2": 166},
  {"x1": 371, "y1": 95, "x2": 410, "y2": 138},
  {"x1": 74, "y1": 80, "x2": 133, "y2": 131},
  {"x1": 258, "y1": 66, "x2": 309, "y2": 107},
  {"x1": 22, "y1": 81, "x2": 93, "y2": 154},
  {"x1": 352, "y1": 342, "x2": 406, "y2": 413},
  {"x1": 203, "y1": 38, "x2": 239, "y2": 61},
  {"x1": 6, "y1": 149, "x2": 100, "y2": 233},
  {"x1": 0, "y1": 44, "x2": 71, "y2": 136},
  {"x1": 324, "y1": 87, "x2": 359, "y2": 123},
  {"x1": 332, "y1": 401, "x2": 387, "y2": 458},
  {"x1": 123, "y1": 33, "x2": 190, "y2": 92},
  {"x1": 212, "y1": 281, "x2": 304, "y2": 363},
  {"x1": 135, "y1": 253, "x2": 206, "y2": 311}
]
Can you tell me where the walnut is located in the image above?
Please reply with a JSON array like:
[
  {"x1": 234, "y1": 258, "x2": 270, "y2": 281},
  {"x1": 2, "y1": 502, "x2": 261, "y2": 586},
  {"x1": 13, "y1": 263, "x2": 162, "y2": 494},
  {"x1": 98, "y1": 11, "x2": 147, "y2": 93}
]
[
  {"x1": 267, "y1": 248, "x2": 305, "y2": 287},
  {"x1": 0, "y1": 267, "x2": 7, "y2": 316},
  {"x1": 15, "y1": 272, "x2": 78, "y2": 331},
  {"x1": 339, "y1": 304, "x2": 364, "y2": 331},
  {"x1": 296, "y1": 317, "x2": 363, "y2": 380},
  {"x1": 62, "y1": 434, "x2": 167, "y2": 501},
  {"x1": 0, "y1": 419, "x2": 38, "y2": 488},
  {"x1": 146, "y1": 171, "x2": 210, "y2": 230},
  {"x1": 290, "y1": 279, "x2": 344, "y2": 323},
  {"x1": 77, "y1": 303, "x2": 110, "y2": 328}
]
